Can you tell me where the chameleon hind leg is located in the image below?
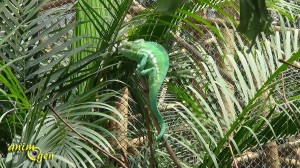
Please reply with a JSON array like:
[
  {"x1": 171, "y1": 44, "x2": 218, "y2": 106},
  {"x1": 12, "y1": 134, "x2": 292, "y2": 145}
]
[{"x1": 138, "y1": 68, "x2": 156, "y2": 76}]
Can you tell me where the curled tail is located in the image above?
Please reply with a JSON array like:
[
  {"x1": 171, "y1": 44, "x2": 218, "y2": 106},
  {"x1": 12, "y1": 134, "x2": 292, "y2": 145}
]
[{"x1": 149, "y1": 88, "x2": 166, "y2": 141}]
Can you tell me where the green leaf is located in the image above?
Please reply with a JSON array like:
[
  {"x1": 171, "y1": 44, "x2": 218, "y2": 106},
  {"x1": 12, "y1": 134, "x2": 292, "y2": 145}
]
[
  {"x1": 237, "y1": 0, "x2": 274, "y2": 51},
  {"x1": 157, "y1": 0, "x2": 190, "y2": 14}
]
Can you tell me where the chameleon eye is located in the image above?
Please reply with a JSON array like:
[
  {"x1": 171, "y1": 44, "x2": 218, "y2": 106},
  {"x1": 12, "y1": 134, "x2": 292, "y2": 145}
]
[{"x1": 125, "y1": 44, "x2": 132, "y2": 48}]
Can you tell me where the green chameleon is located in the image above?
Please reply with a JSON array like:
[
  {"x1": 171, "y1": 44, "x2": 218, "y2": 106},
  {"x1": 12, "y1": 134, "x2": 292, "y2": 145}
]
[{"x1": 119, "y1": 39, "x2": 169, "y2": 141}]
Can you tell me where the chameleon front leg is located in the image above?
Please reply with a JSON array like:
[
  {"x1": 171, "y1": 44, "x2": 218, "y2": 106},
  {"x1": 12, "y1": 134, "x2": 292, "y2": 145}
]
[
  {"x1": 136, "y1": 51, "x2": 156, "y2": 76},
  {"x1": 137, "y1": 51, "x2": 148, "y2": 72}
]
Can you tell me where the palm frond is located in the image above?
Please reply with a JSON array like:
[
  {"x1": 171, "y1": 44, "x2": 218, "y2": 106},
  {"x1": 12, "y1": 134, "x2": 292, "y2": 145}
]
[
  {"x1": 1, "y1": 0, "x2": 126, "y2": 167},
  {"x1": 162, "y1": 6, "x2": 300, "y2": 166}
]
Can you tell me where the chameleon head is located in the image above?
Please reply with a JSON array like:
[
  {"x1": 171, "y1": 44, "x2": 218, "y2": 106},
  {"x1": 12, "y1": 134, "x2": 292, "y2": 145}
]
[{"x1": 119, "y1": 39, "x2": 145, "y2": 61}]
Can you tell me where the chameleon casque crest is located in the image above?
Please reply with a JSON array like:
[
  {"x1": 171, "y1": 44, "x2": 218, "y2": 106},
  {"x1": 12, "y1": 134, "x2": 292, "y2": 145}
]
[{"x1": 119, "y1": 39, "x2": 169, "y2": 141}]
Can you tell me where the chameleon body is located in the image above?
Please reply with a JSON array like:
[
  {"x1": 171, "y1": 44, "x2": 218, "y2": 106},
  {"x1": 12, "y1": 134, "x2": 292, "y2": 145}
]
[{"x1": 119, "y1": 39, "x2": 169, "y2": 141}]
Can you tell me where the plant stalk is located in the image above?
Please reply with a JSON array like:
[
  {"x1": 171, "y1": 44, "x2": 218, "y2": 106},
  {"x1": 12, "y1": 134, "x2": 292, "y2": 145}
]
[{"x1": 141, "y1": 78, "x2": 182, "y2": 168}]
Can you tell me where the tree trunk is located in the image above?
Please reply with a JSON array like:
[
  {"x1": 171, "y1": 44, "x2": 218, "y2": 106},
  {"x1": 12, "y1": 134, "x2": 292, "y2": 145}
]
[
  {"x1": 109, "y1": 87, "x2": 129, "y2": 162},
  {"x1": 264, "y1": 141, "x2": 280, "y2": 168}
]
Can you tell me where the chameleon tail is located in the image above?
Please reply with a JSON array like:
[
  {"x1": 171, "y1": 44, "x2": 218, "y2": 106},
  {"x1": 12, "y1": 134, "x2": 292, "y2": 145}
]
[{"x1": 149, "y1": 88, "x2": 166, "y2": 141}]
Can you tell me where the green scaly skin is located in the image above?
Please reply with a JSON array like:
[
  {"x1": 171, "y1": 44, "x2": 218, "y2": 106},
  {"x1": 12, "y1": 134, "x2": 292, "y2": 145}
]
[{"x1": 119, "y1": 39, "x2": 169, "y2": 141}]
